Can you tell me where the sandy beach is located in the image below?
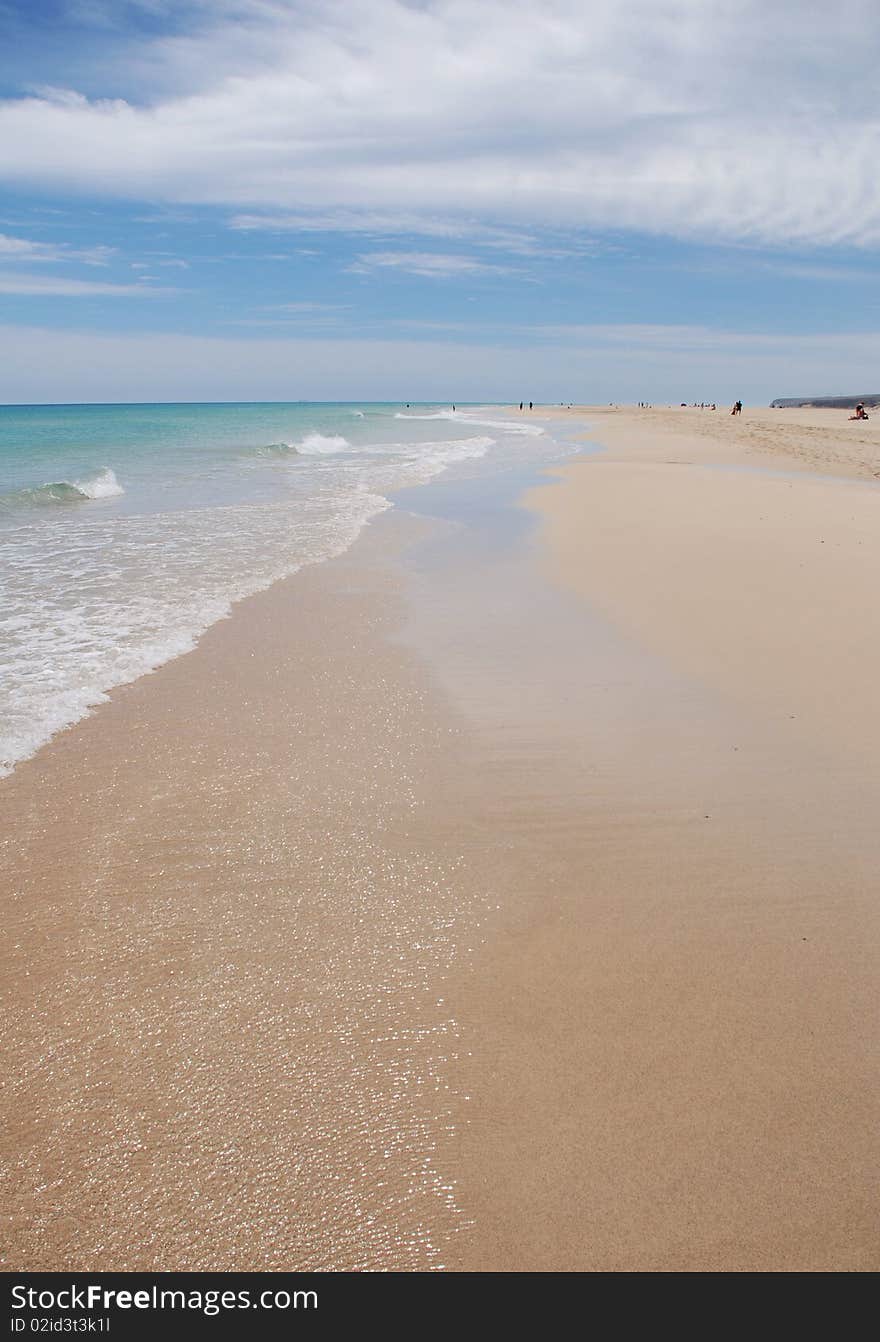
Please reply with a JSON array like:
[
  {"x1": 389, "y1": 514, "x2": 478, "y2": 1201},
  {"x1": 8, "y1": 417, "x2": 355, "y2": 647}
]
[
  {"x1": 447, "y1": 406, "x2": 880, "y2": 1269},
  {"x1": 3, "y1": 405, "x2": 879, "y2": 1271}
]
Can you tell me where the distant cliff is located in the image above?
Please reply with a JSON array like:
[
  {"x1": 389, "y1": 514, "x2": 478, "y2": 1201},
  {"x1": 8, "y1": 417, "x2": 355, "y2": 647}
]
[{"x1": 770, "y1": 394, "x2": 880, "y2": 408}]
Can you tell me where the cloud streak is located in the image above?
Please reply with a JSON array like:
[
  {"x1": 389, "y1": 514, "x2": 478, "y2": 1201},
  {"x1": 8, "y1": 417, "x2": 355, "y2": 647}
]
[
  {"x1": 0, "y1": 1, "x2": 878, "y2": 249},
  {"x1": 348, "y1": 251, "x2": 512, "y2": 278},
  {"x1": 229, "y1": 211, "x2": 577, "y2": 256},
  {"x1": 0, "y1": 232, "x2": 114, "y2": 265},
  {"x1": 0, "y1": 273, "x2": 175, "y2": 296}
]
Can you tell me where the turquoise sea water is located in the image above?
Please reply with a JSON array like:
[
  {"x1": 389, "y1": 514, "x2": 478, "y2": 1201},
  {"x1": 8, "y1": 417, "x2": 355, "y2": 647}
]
[{"x1": 0, "y1": 401, "x2": 559, "y2": 775}]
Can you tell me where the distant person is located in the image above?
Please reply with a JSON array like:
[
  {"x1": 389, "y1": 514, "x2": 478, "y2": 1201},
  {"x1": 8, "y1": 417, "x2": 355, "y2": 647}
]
[
  {"x1": 731, "y1": 400, "x2": 742, "y2": 415},
  {"x1": 529, "y1": 401, "x2": 533, "y2": 410},
  {"x1": 849, "y1": 402, "x2": 869, "y2": 420}
]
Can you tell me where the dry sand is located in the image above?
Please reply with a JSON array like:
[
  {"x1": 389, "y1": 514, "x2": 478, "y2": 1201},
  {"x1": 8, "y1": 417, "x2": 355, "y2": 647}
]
[
  {"x1": 450, "y1": 404, "x2": 880, "y2": 1270},
  {"x1": 546, "y1": 402, "x2": 880, "y2": 480},
  {"x1": 530, "y1": 406, "x2": 880, "y2": 757},
  {"x1": 3, "y1": 404, "x2": 879, "y2": 1272}
]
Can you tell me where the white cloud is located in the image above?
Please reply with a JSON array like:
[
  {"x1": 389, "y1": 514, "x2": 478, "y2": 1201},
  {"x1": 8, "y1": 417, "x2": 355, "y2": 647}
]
[
  {"x1": 230, "y1": 211, "x2": 489, "y2": 239},
  {"x1": 224, "y1": 300, "x2": 351, "y2": 326},
  {"x1": 265, "y1": 302, "x2": 350, "y2": 312},
  {"x1": 0, "y1": 1, "x2": 879, "y2": 248},
  {"x1": 229, "y1": 210, "x2": 569, "y2": 255},
  {"x1": 348, "y1": 251, "x2": 512, "y2": 278},
  {"x1": 0, "y1": 232, "x2": 114, "y2": 265},
  {"x1": 0, "y1": 273, "x2": 174, "y2": 295},
  {"x1": 133, "y1": 256, "x2": 190, "y2": 269},
  {"x1": 760, "y1": 262, "x2": 878, "y2": 284},
  {"x1": 0, "y1": 233, "x2": 61, "y2": 262}
]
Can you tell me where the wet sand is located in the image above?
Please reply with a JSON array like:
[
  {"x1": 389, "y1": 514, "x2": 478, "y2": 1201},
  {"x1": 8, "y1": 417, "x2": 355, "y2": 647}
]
[
  {"x1": 3, "y1": 406, "x2": 880, "y2": 1271},
  {"x1": 1, "y1": 513, "x2": 483, "y2": 1271}
]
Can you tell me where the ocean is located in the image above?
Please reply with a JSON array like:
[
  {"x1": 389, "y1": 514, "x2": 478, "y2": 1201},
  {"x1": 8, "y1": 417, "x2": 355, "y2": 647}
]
[{"x1": 0, "y1": 401, "x2": 564, "y2": 776}]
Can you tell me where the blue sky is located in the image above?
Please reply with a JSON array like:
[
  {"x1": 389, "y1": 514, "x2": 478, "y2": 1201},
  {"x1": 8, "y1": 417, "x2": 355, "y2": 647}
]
[{"x1": 1, "y1": 0, "x2": 879, "y2": 403}]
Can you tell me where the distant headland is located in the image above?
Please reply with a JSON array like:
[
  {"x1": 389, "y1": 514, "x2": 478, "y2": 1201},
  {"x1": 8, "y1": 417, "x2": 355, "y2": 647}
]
[{"x1": 770, "y1": 394, "x2": 880, "y2": 408}]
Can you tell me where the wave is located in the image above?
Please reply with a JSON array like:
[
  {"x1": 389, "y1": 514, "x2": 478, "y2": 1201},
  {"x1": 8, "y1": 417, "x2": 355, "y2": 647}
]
[
  {"x1": 252, "y1": 433, "x2": 350, "y2": 460},
  {"x1": 73, "y1": 468, "x2": 124, "y2": 498},
  {"x1": 388, "y1": 435, "x2": 495, "y2": 485},
  {"x1": 1, "y1": 487, "x2": 391, "y2": 777},
  {"x1": 421, "y1": 434, "x2": 495, "y2": 465},
  {"x1": 394, "y1": 409, "x2": 544, "y2": 437},
  {"x1": 394, "y1": 410, "x2": 454, "y2": 421},
  {"x1": 296, "y1": 433, "x2": 351, "y2": 454},
  {"x1": 254, "y1": 441, "x2": 300, "y2": 457},
  {"x1": 410, "y1": 434, "x2": 494, "y2": 457},
  {"x1": 0, "y1": 468, "x2": 124, "y2": 511}
]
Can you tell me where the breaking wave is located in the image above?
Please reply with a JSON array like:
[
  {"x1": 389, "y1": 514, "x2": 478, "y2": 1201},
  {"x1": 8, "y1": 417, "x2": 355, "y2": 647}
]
[
  {"x1": 254, "y1": 441, "x2": 300, "y2": 457},
  {"x1": 394, "y1": 410, "x2": 544, "y2": 437},
  {"x1": 296, "y1": 433, "x2": 351, "y2": 454},
  {"x1": 0, "y1": 468, "x2": 124, "y2": 511}
]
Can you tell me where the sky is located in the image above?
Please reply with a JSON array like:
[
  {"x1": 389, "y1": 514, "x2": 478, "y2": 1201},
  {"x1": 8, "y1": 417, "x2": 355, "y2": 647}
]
[{"x1": 0, "y1": 0, "x2": 879, "y2": 404}]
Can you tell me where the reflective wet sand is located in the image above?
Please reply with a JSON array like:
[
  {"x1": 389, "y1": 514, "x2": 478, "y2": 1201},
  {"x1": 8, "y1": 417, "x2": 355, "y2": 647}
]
[{"x1": 1, "y1": 513, "x2": 482, "y2": 1270}]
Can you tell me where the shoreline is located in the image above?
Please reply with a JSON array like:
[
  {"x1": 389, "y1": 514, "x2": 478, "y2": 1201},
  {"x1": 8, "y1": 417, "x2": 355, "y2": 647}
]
[
  {"x1": 0, "y1": 399, "x2": 521, "y2": 784},
  {"x1": 1, "y1": 509, "x2": 485, "y2": 1270},
  {"x1": 4, "y1": 405, "x2": 879, "y2": 1270}
]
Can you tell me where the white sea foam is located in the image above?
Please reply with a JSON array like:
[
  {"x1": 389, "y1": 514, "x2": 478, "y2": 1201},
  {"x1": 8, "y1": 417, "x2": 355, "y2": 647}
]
[
  {"x1": 397, "y1": 435, "x2": 495, "y2": 481},
  {"x1": 0, "y1": 489, "x2": 390, "y2": 777},
  {"x1": 254, "y1": 441, "x2": 299, "y2": 457},
  {"x1": 395, "y1": 410, "x2": 460, "y2": 421},
  {"x1": 297, "y1": 433, "x2": 351, "y2": 454},
  {"x1": 72, "y1": 466, "x2": 124, "y2": 499},
  {"x1": 395, "y1": 409, "x2": 544, "y2": 437},
  {"x1": 0, "y1": 466, "x2": 125, "y2": 510},
  {"x1": 253, "y1": 434, "x2": 347, "y2": 459}
]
